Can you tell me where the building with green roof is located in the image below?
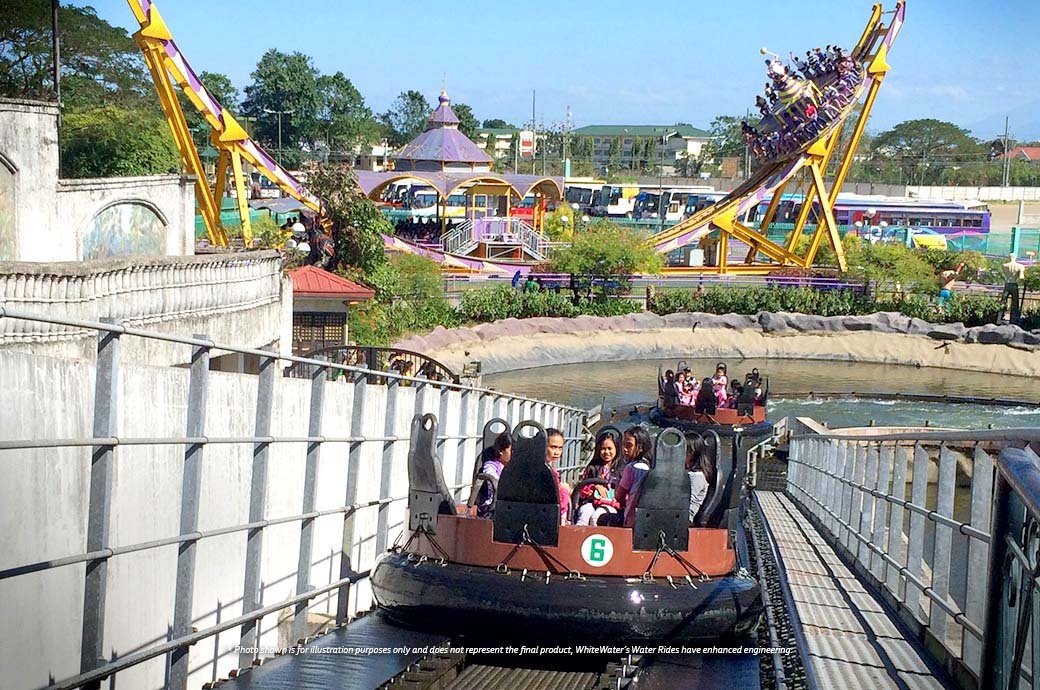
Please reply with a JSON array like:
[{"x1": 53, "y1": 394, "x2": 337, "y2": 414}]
[{"x1": 570, "y1": 124, "x2": 711, "y2": 173}]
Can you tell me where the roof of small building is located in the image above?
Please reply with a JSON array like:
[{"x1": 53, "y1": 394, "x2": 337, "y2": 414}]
[
  {"x1": 289, "y1": 265, "x2": 375, "y2": 301},
  {"x1": 394, "y1": 90, "x2": 493, "y2": 166},
  {"x1": 1005, "y1": 146, "x2": 1040, "y2": 161},
  {"x1": 571, "y1": 124, "x2": 711, "y2": 138}
]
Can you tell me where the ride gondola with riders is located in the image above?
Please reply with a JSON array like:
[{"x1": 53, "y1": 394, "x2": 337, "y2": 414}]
[{"x1": 371, "y1": 363, "x2": 772, "y2": 645}]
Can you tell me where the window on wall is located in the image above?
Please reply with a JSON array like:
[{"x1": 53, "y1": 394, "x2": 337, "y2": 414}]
[
  {"x1": 0, "y1": 159, "x2": 15, "y2": 262},
  {"x1": 292, "y1": 312, "x2": 346, "y2": 355}
]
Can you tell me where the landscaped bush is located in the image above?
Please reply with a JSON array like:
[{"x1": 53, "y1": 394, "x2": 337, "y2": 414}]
[
  {"x1": 456, "y1": 284, "x2": 641, "y2": 322},
  {"x1": 649, "y1": 284, "x2": 1009, "y2": 328}
]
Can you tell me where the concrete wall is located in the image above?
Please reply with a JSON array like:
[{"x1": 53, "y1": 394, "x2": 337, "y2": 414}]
[
  {"x1": 0, "y1": 98, "x2": 194, "y2": 262},
  {"x1": 0, "y1": 347, "x2": 581, "y2": 690},
  {"x1": 0, "y1": 251, "x2": 291, "y2": 366}
]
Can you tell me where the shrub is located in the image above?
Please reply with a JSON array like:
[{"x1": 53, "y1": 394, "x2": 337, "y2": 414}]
[{"x1": 944, "y1": 293, "x2": 1004, "y2": 327}]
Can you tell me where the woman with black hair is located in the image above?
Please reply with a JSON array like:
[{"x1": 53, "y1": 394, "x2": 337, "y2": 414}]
[
  {"x1": 686, "y1": 435, "x2": 716, "y2": 524},
  {"x1": 574, "y1": 431, "x2": 624, "y2": 526},
  {"x1": 615, "y1": 426, "x2": 655, "y2": 528},
  {"x1": 475, "y1": 432, "x2": 512, "y2": 519}
]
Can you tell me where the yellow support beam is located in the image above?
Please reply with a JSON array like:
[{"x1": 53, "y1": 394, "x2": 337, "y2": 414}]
[
  {"x1": 804, "y1": 161, "x2": 847, "y2": 271},
  {"x1": 135, "y1": 33, "x2": 226, "y2": 246},
  {"x1": 229, "y1": 150, "x2": 252, "y2": 245}
]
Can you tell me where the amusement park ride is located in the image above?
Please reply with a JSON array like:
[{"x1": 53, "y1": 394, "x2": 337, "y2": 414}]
[{"x1": 128, "y1": 0, "x2": 905, "y2": 275}]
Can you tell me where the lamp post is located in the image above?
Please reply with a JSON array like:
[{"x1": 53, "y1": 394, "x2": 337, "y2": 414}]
[{"x1": 263, "y1": 108, "x2": 294, "y2": 165}]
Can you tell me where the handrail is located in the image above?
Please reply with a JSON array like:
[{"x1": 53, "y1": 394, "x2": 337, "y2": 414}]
[
  {"x1": 0, "y1": 305, "x2": 587, "y2": 412},
  {"x1": 981, "y1": 446, "x2": 1040, "y2": 690},
  {"x1": 288, "y1": 344, "x2": 461, "y2": 384},
  {"x1": 786, "y1": 420, "x2": 1040, "y2": 687},
  {"x1": 0, "y1": 305, "x2": 590, "y2": 690}
]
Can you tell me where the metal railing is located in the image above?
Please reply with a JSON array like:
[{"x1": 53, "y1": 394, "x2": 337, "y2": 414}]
[
  {"x1": 287, "y1": 345, "x2": 461, "y2": 384},
  {"x1": 982, "y1": 445, "x2": 1040, "y2": 690},
  {"x1": 0, "y1": 306, "x2": 588, "y2": 690},
  {"x1": 786, "y1": 424, "x2": 1040, "y2": 689}
]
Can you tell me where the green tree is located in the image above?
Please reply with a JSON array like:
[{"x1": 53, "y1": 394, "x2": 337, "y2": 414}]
[
  {"x1": 316, "y1": 71, "x2": 378, "y2": 153},
  {"x1": 607, "y1": 137, "x2": 622, "y2": 175},
  {"x1": 242, "y1": 50, "x2": 322, "y2": 153},
  {"x1": 699, "y1": 115, "x2": 746, "y2": 166},
  {"x1": 61, "y1": 105, "x2": 179, "y2": 177},
  {"x1": 483, "y1": 132, "x2": 497, "y2": 160},
  {"x1": 482, "y1": 118, "x2": 513, "y2": 129},
  {"x1": 305, "y1": 162, "x2": 392, "y2": 280},
  {"x1": 0, "y1": 1, "x2": 152, "y2": 107},
  {"x1": 549, "y1": 220, "x2": 663, "y2": 295},
  {"x1": 452, "y1": 101, "x2": 480, "y2": 139},
  {"x1": 380, "y1": 90, "x2": 431, "y2": 146},
  {"x1": 871, "y1": 119, "x2": 982, "y2": 185}
]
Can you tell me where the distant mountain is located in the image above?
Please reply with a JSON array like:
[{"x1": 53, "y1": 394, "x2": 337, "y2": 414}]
[{"x1": 968, "y1": 100, "x2": 1040, "y2": 143}]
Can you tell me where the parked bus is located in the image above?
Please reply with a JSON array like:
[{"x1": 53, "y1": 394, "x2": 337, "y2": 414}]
[
  {"x1": 749, "y1": 193, "x2": 991, "y2": 235},
  {"x1": 590, "y1": 184, "x2": 641, "y2": 217},
  {"x1": 634, "y1": 185, "x2": 717, "y2": 222},
  {"x1": 563, "y1": 179, "x2": 605, "y2": 213}
]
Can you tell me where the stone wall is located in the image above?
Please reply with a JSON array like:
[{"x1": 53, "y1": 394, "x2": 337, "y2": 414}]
[{"x1": 395, "y1": 311, "x2": 1040, "y2": 377}]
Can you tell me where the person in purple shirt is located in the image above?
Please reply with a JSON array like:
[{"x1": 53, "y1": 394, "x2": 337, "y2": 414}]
[
  {"x1": 615, "y1": 426, "x2": 655, "y2": 528},
  {"x1": 476, "y1": 432, "x2": 512, "y2": 518}
]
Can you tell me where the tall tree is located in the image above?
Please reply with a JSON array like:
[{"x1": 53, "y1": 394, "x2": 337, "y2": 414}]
[
  {"x1": 316, "y1": 71, "x2": 377, "y2": 152},
  {"x1": 699, "y1": 115, "x2": 746, "y2": 164},
  {"x1": 871, "y1": 119, "x2": 981, "y2": 185},
  {"x1": 0, "y1": 0, "x2": 152, "y2": 107},
  {"x1": 61, "y1": 105, "x2": 179, "y2": 177},
  {"x1": 482, "y1": 118, "x2": 513, "y2": 129},
  {"x1": 242, "y1": 50, "x2": 321, "y2": 152},
  {"x1": 451, "y1": 101, "x2": 480, "y2": 139},
  {"x1": 380, "y1": 90, "x2": 430, "y2": 146}
]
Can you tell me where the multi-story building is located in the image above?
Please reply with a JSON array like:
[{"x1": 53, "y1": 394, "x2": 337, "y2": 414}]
[{"x1": 569, "y1": 124, "x2": 711, "y2": 173}]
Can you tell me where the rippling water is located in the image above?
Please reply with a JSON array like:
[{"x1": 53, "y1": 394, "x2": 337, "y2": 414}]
[{"x1": 485, "y1": 358, "x2": 1040, "y2": 429}]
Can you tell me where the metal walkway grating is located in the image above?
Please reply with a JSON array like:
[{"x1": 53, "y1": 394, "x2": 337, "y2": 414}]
[{"x1": 757, "y1": 492, "x2": 953, "y2": 690}]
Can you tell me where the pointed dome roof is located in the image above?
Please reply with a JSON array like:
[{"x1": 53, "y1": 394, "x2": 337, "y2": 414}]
[
  {"x1": 427, "y1": 90, "x2": 460, "y2": 127},
  {"x1": 394, "y1": 89, "x2": 492, "y2": 169}
]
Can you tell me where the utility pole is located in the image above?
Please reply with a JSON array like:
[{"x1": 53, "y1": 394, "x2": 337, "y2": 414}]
[
  {"x1": 263, "y1": 108, "x2": 294, "y2": 165},
  {"x1": 1002, "y1": 116, "x2": 1010, "y2": 188},
  {"x1": 52, "y1": 0, "x2": 61, "y2": 173},
  {"x1": 531, "y1": 90, "x2": 537, "y2": 175}
]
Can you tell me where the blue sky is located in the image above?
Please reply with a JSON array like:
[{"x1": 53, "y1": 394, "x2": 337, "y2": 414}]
[{"x1": 82, "y1": 0, "x2": 1040, "y2": 141}]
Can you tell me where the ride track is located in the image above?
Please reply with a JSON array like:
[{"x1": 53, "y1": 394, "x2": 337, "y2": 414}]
[
  {"x1": 129, "y1": 1, "x2": 903, "y2": 276},
  {"x1": 652, "y1": 2, "x2": 906, "y2": 275}
]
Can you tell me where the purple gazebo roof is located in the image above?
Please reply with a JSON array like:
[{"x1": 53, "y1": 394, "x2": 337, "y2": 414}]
[{"x1": 393, "y1": 90, "x2": 492, "y2": 167}]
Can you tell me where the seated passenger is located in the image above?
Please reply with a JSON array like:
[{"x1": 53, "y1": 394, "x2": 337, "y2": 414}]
[
  {"x1": 686, "y1": 435, "x2": 716, "y2": 525},
  {"x1": 736, "y1": 381, "x2": 758, "y2": 415},
  {"x1": 545, "y1": 428, "x2": 572, "y2": 524},
  {"x1": 661, "y1": 369, "x2": 678, "y2": 406},
  {"x1": 615, "y1": 426, "x2": 654, "y2": 528},
  {"x1": 575, "y1": 432, "x2": 623, "y2": 526},
  {"x1": 674, "y1": 372, "x2": 690, "y2": 405},
  {"x1": 712, "y1": 362, "x2": 728, "y2": 389},
  {"x1": 694, "y1": 378, "x2": 717, "y2": 414},
  {"x1": 476, "y1": 432, "x2": 512, "y2": 518}
]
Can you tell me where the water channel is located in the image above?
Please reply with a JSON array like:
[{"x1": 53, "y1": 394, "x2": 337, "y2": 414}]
[
  {"x1": 488, "y1": 356, "x2": 1040, "y2": 609},
  {"x1": 485, "y1": 357, "x2": 1040, "y2": 429}
]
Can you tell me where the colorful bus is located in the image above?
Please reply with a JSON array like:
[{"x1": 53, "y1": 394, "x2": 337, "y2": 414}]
[
  {"x1": 634, "y1": 185, "x2": 717, "y2": 222},
  {"x1": 749, "y1": 193, "x2": 991, "y2": 235}
]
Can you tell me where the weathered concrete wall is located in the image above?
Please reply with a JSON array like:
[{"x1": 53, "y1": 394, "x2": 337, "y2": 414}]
[
  {"x1": 0, "y1": 251, "x2": 291, "y2": 365},
  {"x1": 57, "y1": 175, "x2": 195, "y2": 260},
  {"x1": 0, "y1": 98, "x2": 194, "y2": 262},
  {"x1": 0, "y1": 348, "x2": 580, "y2": 690}
]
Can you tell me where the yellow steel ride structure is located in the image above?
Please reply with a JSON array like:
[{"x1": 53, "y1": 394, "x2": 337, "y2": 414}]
[
  {"x1": 651, "y1": 2, "x2": 905, "y2": 274},
  {"x1": 127, "y1": 0, "x2": 324, "y2": 246}
]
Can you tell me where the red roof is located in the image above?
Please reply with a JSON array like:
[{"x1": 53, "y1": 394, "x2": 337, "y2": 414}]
[
  {"x1": 1004, "y1": 146, "x2": 1040, "y2": 161},
  {"x1": 289, "y1": 265, "x2": 375, "y2": 300}
]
